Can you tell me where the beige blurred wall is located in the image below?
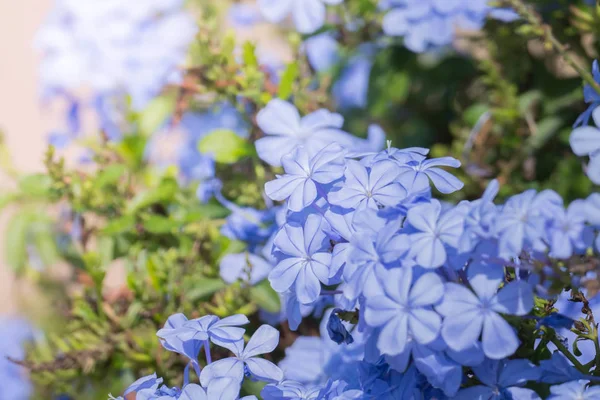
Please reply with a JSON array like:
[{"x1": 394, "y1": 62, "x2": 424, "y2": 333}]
[{"x1": 0, "y1": 0, "x2": 53, "y2": 313}]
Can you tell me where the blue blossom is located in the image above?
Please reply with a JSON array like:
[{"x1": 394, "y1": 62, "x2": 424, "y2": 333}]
[
  {"x1": 454, "y1": 359, "x2": 541, "y2": 400},
  {"x1": 381, "y1": 0, "x2": 518, "y2": 53},
  {"x1": 36, "y1": 0, "x2": 196, "y2": 109},
  {"x1": 269, "y1": 214, "x2": 332, "y2": 304},
  {"x1": 220, "y1": 253, "x2": 273, "y2": 286},
  {"x1": 328, "y1": 160, "x2": 407, "y2": 210},
  {"x1": 255, "y1": 100, "x2": 384, "y2": 167},
  {"x1": 0, "y1": 318, "x2": 33, "y2": 400},
  {"x1": 200, "y1": 325, "x2": 283, "y2": 385},
  {"x1": 258, "y1": 0, "x2": 343, "y2": 34},
  {"x1": 574, "y1": 60, "x2": 600, "y2": 128},
  {"x1": 266, "y1": 144, "x2": 346, "y2": 212},
  {"x1": 395, "y1": 156, "x2": 464, "y2": 195},
  {"x1": 364, "y1": 268, "x2": 444, "y2": 356},
  {"x1": 229, "y1": 3, "x2": 263, "y2": 27},
  {"x1": 540, "y1": 352, "x2": 586, "y2": 384},
  {"x1": 342, "y1": 218, "x2": 410, "y2": 300},
  {"x1": 495, "y1": 189, "x2": 563, "y2": 259},
  {"x1": 304, "y1": 33, "x2": 340, "y2": 72},
  {"x1": 332, "y1": 48, "x2": 374, "y2": 110},
  {"x1": 547, "y1": 200, "x2": 589, "y2": 259},
  {"x1": 261, "y1": 380, "x2": 324, "y2": 400},
  {"x1": 548, "y1": 380, "x2": 600, "y2": 400},
  {"x1": 437, "y1": 262, "x2": 534, "y2": 359},
  {"x1": 327, "y1": 309, "x2": 354, "y2": 345},
  {"x1": 405, "y1": 199, "x2": 465, "y2": 268},
  {"x1": 570, "y1": 106, "x2": 600, "y2": 184}
]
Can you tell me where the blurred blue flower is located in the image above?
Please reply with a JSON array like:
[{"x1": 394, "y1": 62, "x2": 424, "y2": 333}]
[
  {"x1": 571, "y1": 106, "x2": 600, "y2": 184},
  {"x1": 381, "y1": 0, "x2": 518, "y2": 53},
  {"x1": 574, "y1": 60, "x2": 600, "y2": 128},
  {"x1": 0, "y1": 318, "x2": 34, "y2": 400},
  {"x1": 548, "y1": 380, "x2": 600, "y2": 400},
  {"x1": 258, "y1": 0, "x2": 343, "y2": 34}
]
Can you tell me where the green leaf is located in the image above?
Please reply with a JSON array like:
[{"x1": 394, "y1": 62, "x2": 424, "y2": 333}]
[
  {"x1": 95, "y1": 164, "x2": 127, "y2": 187},
  {"x1": 242, "y1": 42, "x2": 259, "y2": 68},
  {"x1": 198, "y1": 129, "x2": 253, "y2": 164},
  {"x1": 18, "y1": 174, "x2": 53, "y2": 198},
  {"x1": 126, "y1": 177, "x2": 178, "y2": 213},
  {"x1": 250, "y1": 280, "x2": 281, "y2": 313},
  {"x1": 141, "y1": 215, "x2": 179, "y2": 234},
  {"x1": 278, "y1": 62, "x2": 299, "y2": 99},
  {"x1": 102, "y1": 215, "x2": 136, "y2": 235},
  {"x1": 138, "y1": 94, "x2": 177, "y2": 136},
  {"x1": 185, "y1": 278, "x2": 226, "y2": 301},
  {"x1": 5, "y1": 211, "x2": 33, "y2": 272}
]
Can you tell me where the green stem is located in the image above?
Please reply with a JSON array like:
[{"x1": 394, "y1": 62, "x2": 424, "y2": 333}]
[
  {"x1": 594, "y1": 328, "x2": 600, "y2": 375},
  {"x1": 503, "y1": 0, "x2": 600, "y2": 96},
  {"x1": 547, "y1": 332, "x2": 587, "y2": 374}
]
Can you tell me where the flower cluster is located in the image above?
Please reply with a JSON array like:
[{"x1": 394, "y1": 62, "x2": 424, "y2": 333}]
[
  {"x1": 36, "y1": 0, "x2": 196, "y2": 143},
  {"x1": 381, "y1": 0, "x2": 518, "y2": 53}
]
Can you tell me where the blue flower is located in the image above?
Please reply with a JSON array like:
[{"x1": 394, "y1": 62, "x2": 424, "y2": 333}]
[
  {"x1": 547, "y1": 200, "x2": 589, "y2": 259},
  {"x1": 495, "y1": 189, "x2": 562, "y2": 259},
  {"x1": 0, "y1": 318, "x2": 33, "y2": 400},
  {"x1": 395, "y1": 156, "x2": 464, "y2": 195},
  {"x1": 258, "y1": 0, "x2": 343, "y2": 34},
  {"x1": 327, "y1": 309, "x2": 354, "y2": 345},
  {"x1": 269, "y1": 214, "x2": 332, "y2": 304},
  {"x1": 255, "y1": 100, "x2": 383, "y2": 167},
  {"x1": 332, "y1": 47, "x2": 374, "y2": 110},
  {"x1": 454, "y1": 359, "x2": 541, "y2": 400},
  {"x1": 266, "y1": 143, "x2": 346, "y2": 212},
  {"x1": 574, "y1": 60, "x2": 600, "y2": 128},
  {"x1": 220, "y1": 253, "x2": 273, "y2": 286},
  {"x1": 405, "y1": 199, "x2": 465, "y2": 268},
  {"x1": 304, "y1": 33, "x2": 340, "y2": 72},
  {"x1": 342, "y1": 218, "x2": 410, "y2": 300},
  {"x1": 570, "y1": 106, "x2": 600, "y2": 184},
  {"x1": 200, "y1": 325, "x2": 283, "y2": 385},
  {"x1": 328, "y1": 160, "x2": 407, "y2": 211},
  {"x1": 382, "y1": 0, "x2": 517, "y2": 53},
  {"x1": 261, "y1": 380, "x2": 323, "y2": 400},
  {"x1": 364, "y1": 268, "x2": 444, "y2": 356},
  {"x1": 437, "y1": 262, "x2": 534, "y2": 359},
  {"x1": 548, "y1": 380, "x2": 600, "y2": 400}
]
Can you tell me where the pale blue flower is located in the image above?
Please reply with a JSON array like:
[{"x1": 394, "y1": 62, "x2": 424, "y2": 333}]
[
  {"x1": 258, "y1": 0, "x2": 343, "y2": 34},
  {"x1": 364, "y1": 268, "x2": 444, "y2": 356},
  {"x1": 571, "y1": 106, "x2": 600, "y2": 184},
  {"x1": 255, "y1": 100, "x2": 383, "y2": 167},
  {"x1": 405, "y1": 199, "x2": 465, "y2": 268},
  {"x1": 548, "y1": 380, "x2": 600, "y2": 400},
  {"x1": 328, "y1": 160, "x2": 407, "y2": 210},
  {"x1": 269, "y1": 214, "x2": 332, "y2": 304},
  {"x1": 395, "y1": 156, "x2": 464, "y2": 195},
  {"x1": 266, "y1": 144, "x2": 346, "y2": 212},
  {"x1": 437, "y1": 262, "x2": 533, "y2": 359},
  {"x1": 200, "y1": 325, "x2": 283, "y2": 385},
  {"x1": 454, "y1": 359, "x2": 541, "y2": 400}
]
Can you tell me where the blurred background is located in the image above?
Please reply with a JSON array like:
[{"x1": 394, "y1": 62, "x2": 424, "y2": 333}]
[{"x1": 0, "y1": 0, "x2": 54, "y2": 315}]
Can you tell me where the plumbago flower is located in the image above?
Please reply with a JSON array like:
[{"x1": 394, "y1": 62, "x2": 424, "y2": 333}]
[
  {"x1": 437, "y1": 262, "x2": 534, "y2": 359},
  {"x1": 266, "y1": 143, "x2": 346, "y2": 212},
  {"x1": 381, "y1": 0, "x2": 518, "y2": 53},
  {"x1": 364, "y1": 268, "x2": 444, "y2": 356},
  {"x1": 200, "y1": 325, "x2": 284, "y2": 385},
  {"x1": 36, "y1": 0, "x2": 197, "y2": 141},
  {"x1": 269, "y1": 214, "x2": 333, "y2": 304},
  {"x1": 571, "y1": 106, "x2": 600, "y2": 184},
  {"x1": 255, "y1": 99, "x2": 384, "y2": 166},
  {"x1": 258, "y1": 0, "x2": 343, "y2": 34}
]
